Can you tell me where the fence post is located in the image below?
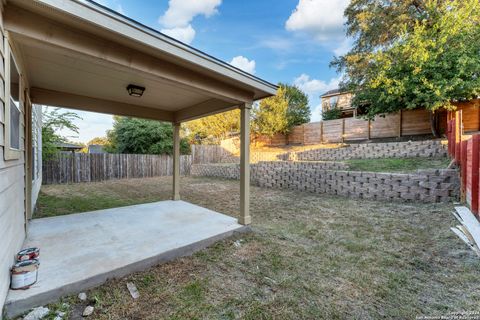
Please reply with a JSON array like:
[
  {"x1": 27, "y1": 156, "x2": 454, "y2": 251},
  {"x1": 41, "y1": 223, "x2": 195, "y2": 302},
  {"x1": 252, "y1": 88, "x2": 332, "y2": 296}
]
[
  {"x1": 341, "y1": 119, "x2": 345, "y2": 143},
  {"x1": 320, "y1": 121, "x2": 324, "y2": 144},
  {"x1": 302, "y1": 124, "x2": 305, "y2": 145},
  {"x1": 367, "y1": 119, "x2": 371, "y2": 140},
  {"x1": 398, "y1": 110, "x2": 402, "y2": 137},
  {"x1": 461, "y1": 139, "x2": 468, "y2": 202},
  {"x1": 471, "y1": 135, "x2": 480, "y2": 214},
  {"x1": 455, "y1": 111, "x2": 463, "y2": 163}
]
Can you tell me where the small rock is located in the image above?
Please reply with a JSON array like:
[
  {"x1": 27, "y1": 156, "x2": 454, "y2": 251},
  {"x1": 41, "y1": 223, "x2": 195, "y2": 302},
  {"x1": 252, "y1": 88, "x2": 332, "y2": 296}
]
[
  {"x1": 82, "y1": 306, "x2": 94, "y2": 317},
  {"x1": 54, "y1": 311, "x2": 66, "y2": 320},
  {"x1": 24, "y1": 306, "x2": 50, "y2": 320},
  {"x1": 78, "y1": 292, "x2": 87, "y2": 301}
]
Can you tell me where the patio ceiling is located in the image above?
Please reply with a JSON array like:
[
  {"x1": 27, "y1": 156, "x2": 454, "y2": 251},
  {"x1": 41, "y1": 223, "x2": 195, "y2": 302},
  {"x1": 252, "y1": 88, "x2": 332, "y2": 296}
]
[{"x1": 4, "y1": 0, "x2": 277, "y2": 122}]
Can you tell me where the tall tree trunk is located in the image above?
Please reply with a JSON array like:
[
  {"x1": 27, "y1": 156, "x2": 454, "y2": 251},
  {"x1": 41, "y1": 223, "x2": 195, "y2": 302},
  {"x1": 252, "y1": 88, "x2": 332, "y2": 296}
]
[{"x1": 429, "y1": 111, "x2": 441, "y2": 138}]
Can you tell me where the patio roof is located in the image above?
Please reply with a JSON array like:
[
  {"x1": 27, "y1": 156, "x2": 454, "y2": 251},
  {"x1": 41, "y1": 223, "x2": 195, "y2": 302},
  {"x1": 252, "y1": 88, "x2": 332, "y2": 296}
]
[{"x1": 5, "y1": 0, "x2": 277, "y2": 122}]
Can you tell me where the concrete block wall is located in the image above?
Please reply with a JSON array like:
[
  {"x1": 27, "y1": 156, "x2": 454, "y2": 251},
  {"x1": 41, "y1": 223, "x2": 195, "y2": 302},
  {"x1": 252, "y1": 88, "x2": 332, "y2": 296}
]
[
  {"x1": 253, "y1": 162, "x2": 459, "y2": 203},
  {"x1": 295, "y1": 140, "x2": 448, "y2": 161},
  {"x1": 191, "y1": 161, "x2": 459, "y2": 203},
  {"x1": 191, "y1": 161, "x2": 349, "y2": 180},
  {"x1": 191, "y1": 163, "x2": 241, "y2": 180}
]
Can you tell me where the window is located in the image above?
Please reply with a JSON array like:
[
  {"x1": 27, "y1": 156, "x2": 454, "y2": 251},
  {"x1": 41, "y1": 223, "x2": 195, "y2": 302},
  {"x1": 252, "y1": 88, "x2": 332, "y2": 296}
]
[
  {"x1": 329, "y1": 96, "x2": 339, "y2": 109},
  {"x1": 9, "y1": 52, "x2": 20, "y2": 150},
  {"x1": 4, "y1": 37, "x2": 23, "y2": 160}
]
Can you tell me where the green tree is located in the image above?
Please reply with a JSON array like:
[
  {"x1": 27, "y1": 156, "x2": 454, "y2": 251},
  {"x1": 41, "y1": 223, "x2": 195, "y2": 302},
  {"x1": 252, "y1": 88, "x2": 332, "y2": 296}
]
[
  {"x1": 280, "y1": 83, "x2": 310, "y2": 127},
  {"x1": 253, "y1": 85, "x2": 310, "y2": 137},
  {"x1": 332, "y1": 0, "x2": 480, "y2": 136},
  {"x1": 253, "y1": 87, "x2": 290, "y2": 137},
  {"x1": 81, "y1": 136, "x2": 110, "y2": 153},
  {"x1": 42, "y1": 107, "x2": 82, "y2": 160},
  {"x1": 322, "y1": 107, "x2": 342, "y2": 121},
  {"x1": 184, "y1": 109, "x2": 240, "y2": 144},
  {"x1": 106, "y1": 117, "x2": 189, "y2": 155}
]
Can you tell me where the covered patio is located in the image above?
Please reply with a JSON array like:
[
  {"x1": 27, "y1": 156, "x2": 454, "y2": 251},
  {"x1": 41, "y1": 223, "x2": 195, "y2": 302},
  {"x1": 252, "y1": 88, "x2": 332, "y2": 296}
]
[
  {"x1": 5, "y1": 201, "x2": 246, "y2": 317},
  {"x1": 3, "y1": 0, "x2": 275, "y2": 316}
]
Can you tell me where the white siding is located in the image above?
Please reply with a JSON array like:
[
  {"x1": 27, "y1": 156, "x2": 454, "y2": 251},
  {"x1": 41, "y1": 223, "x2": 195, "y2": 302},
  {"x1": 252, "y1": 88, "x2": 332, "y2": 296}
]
[
  {"x1": 31, "y1": 105, "x2": 42, "y2": 211},
  {"x1": 0, "y1": 8, "x2": 27, "y2": 315}
]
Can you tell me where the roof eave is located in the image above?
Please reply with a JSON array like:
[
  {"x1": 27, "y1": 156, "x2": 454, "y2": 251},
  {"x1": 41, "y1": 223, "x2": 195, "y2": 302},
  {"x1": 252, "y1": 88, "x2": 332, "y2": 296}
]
[{"x1": 22, "y1": 0, "x2": 277, "y2": 98}]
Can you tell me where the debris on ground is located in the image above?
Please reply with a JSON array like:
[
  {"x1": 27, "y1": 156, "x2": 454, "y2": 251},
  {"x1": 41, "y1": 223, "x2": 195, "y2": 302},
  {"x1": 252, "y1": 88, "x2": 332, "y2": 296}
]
[
  {"x1": 451, "y1": 206, "x2": 480, "y2": 257},
  {"x1": 82, "y1": 306, "x2": 94, "y2": 317},
  {"x1": 23, "y1": 306, "x2": 49, "y2": 320},
  {"x1": 126, "y1": 282, "x2": 140, "y2": 299},
  {"x1": 53, "y1": 311, "x2": 66, "y2": 320},
  {"x1": 233, "y1": 239, "x2": 243, "y2": 248},
  {"x1": 78, "y1": 292, "x2": 87, "y2": 301}
]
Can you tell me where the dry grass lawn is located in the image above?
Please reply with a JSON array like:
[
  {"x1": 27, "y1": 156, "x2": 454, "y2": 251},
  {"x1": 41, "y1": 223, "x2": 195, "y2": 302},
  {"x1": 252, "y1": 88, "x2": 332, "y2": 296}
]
[{"x1": 33, "y1": 176, "x2": 479, "y2": 320}]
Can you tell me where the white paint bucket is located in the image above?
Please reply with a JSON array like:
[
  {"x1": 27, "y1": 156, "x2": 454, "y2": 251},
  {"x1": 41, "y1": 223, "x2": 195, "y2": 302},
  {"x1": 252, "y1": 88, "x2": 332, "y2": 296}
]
[{"x1": 10, "y1": 259, "x2": 39, "y2": 290}]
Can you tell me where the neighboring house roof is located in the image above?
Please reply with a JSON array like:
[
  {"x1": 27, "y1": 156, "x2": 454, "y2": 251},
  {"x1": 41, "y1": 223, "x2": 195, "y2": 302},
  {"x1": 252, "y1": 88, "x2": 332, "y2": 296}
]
[
  {"x1": 55, "y1": 142, "x2": 83, "y2": 150},
  {"x1": 88, "y1": 144, "x2": 105, "y2": 154},
  {"x1": 321, "y1": 88, "x2": 345, "y2": 98}
]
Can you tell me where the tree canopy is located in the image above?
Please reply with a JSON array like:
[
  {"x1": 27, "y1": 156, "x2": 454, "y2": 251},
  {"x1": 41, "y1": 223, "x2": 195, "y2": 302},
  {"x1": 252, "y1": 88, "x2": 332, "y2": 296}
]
[
  {"x1": 281, "y1": 83, "x2": 310, "y2": 127},
  {"x1": 42, "y1": 107, "x2": 82, "y2": 160},
  {"x1": 332, "y1": 0, "x2": 480, "y2": 129},
  {"x1": 183, "y1": 109, "x2": 240, "y2": 144},
  {"x1": 253, "y1": 86, "x2": 290, "y2": 137},
  {"x1": 106, "y1": 116, "x2": 190, "y2": 155},
  {"x1": 253, "y1": 84, "x2": 310, "y2": 137}
]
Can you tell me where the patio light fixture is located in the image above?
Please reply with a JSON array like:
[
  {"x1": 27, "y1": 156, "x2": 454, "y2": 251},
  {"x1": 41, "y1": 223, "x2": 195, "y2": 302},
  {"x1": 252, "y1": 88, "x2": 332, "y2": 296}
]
[{"x1": 127, "y1": 84, "x2": 145, "y2": 97}]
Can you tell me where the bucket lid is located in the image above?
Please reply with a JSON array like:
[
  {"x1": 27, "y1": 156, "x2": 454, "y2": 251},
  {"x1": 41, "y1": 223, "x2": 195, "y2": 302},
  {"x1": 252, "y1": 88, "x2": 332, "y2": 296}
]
[
  {"x1": 12, "y1": 259, "x2": 40, "y2": 272},
  {"x1": 17, "y1": 247, "x2": 40, "y2": 255}
]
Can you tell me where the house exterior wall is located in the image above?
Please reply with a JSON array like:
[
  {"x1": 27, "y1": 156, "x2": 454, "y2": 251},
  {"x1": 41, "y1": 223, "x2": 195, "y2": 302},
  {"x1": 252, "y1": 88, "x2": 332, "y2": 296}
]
[
  {"x1": 31, "y1": 104, "x2": 42, "y2": 212},
  {"x1": 0, "y1": 6, "x2": 33, "y2": 314},
  {"x1": 321, "y1": 92, "x2": 353, "y2": 113}
]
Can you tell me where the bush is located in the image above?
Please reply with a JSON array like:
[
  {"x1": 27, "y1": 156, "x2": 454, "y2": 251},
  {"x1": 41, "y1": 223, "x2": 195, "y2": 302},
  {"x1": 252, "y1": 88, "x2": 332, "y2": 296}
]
[{"x1": 322, "y1": 107, "x2": 342, "y2": 121}]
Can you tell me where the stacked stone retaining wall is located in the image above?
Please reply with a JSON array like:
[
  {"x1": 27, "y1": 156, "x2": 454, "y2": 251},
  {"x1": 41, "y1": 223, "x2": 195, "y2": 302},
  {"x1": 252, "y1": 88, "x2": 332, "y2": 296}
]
[
  {"x1": 295, "y1": 140, "x2": 447, "y2": 161},
  {"x1": 191, "y1": 161, "x2": 459, "y2": 203}
]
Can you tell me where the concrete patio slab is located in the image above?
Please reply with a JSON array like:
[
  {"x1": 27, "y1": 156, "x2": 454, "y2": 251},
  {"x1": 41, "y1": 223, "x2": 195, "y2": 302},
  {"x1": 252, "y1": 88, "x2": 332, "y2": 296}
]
[{"x1": 5, "y1": 201, "x2": 245, "y2": 318}]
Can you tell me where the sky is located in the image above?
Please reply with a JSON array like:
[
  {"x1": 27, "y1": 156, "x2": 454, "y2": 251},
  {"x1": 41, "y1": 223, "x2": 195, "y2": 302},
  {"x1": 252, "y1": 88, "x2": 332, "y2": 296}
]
[{"x1": 60, "y1": 0, "x2": 350, "y2": 143}]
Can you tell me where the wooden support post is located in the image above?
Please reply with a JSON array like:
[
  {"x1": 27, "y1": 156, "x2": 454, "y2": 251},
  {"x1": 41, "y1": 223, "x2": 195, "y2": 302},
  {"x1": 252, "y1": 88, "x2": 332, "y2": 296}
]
[
  {"x1": 239, "y1": 103, "x2": 252, "y2": 225},
  {"x1": 25, "y1": 96, "x2": 33, "y2": 228},
  {"x1": 341, "y1": 118, "x2": 345, "y2": 143},
  {"x1": 172, "y1": 122, "x2": 181, "y2": 200}
]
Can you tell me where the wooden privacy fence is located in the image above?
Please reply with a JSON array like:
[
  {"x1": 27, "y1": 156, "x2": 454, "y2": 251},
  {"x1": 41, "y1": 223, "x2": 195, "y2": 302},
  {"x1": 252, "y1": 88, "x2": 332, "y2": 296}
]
[
  {"x1": 42, "y1": 153, "x2": 192, "y2": 184},
  {"x1": 447, "y1": 110, "x2": 480, "y2": 218},
  {"x1": 260, "y1": 101, "x2": 479, "y2": 146},
  {"x1": 190, "y1": 144, "x2": 237, "y2": 164},
  {"x1": 291, "y1": 109, "x2": 439, "y2": 144}
]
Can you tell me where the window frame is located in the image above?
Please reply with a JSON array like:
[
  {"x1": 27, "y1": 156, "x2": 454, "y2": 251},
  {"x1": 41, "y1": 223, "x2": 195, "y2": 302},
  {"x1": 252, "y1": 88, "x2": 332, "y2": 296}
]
[{"x1": 4, "y1": 35, "x2": 23, "y2": 161}]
